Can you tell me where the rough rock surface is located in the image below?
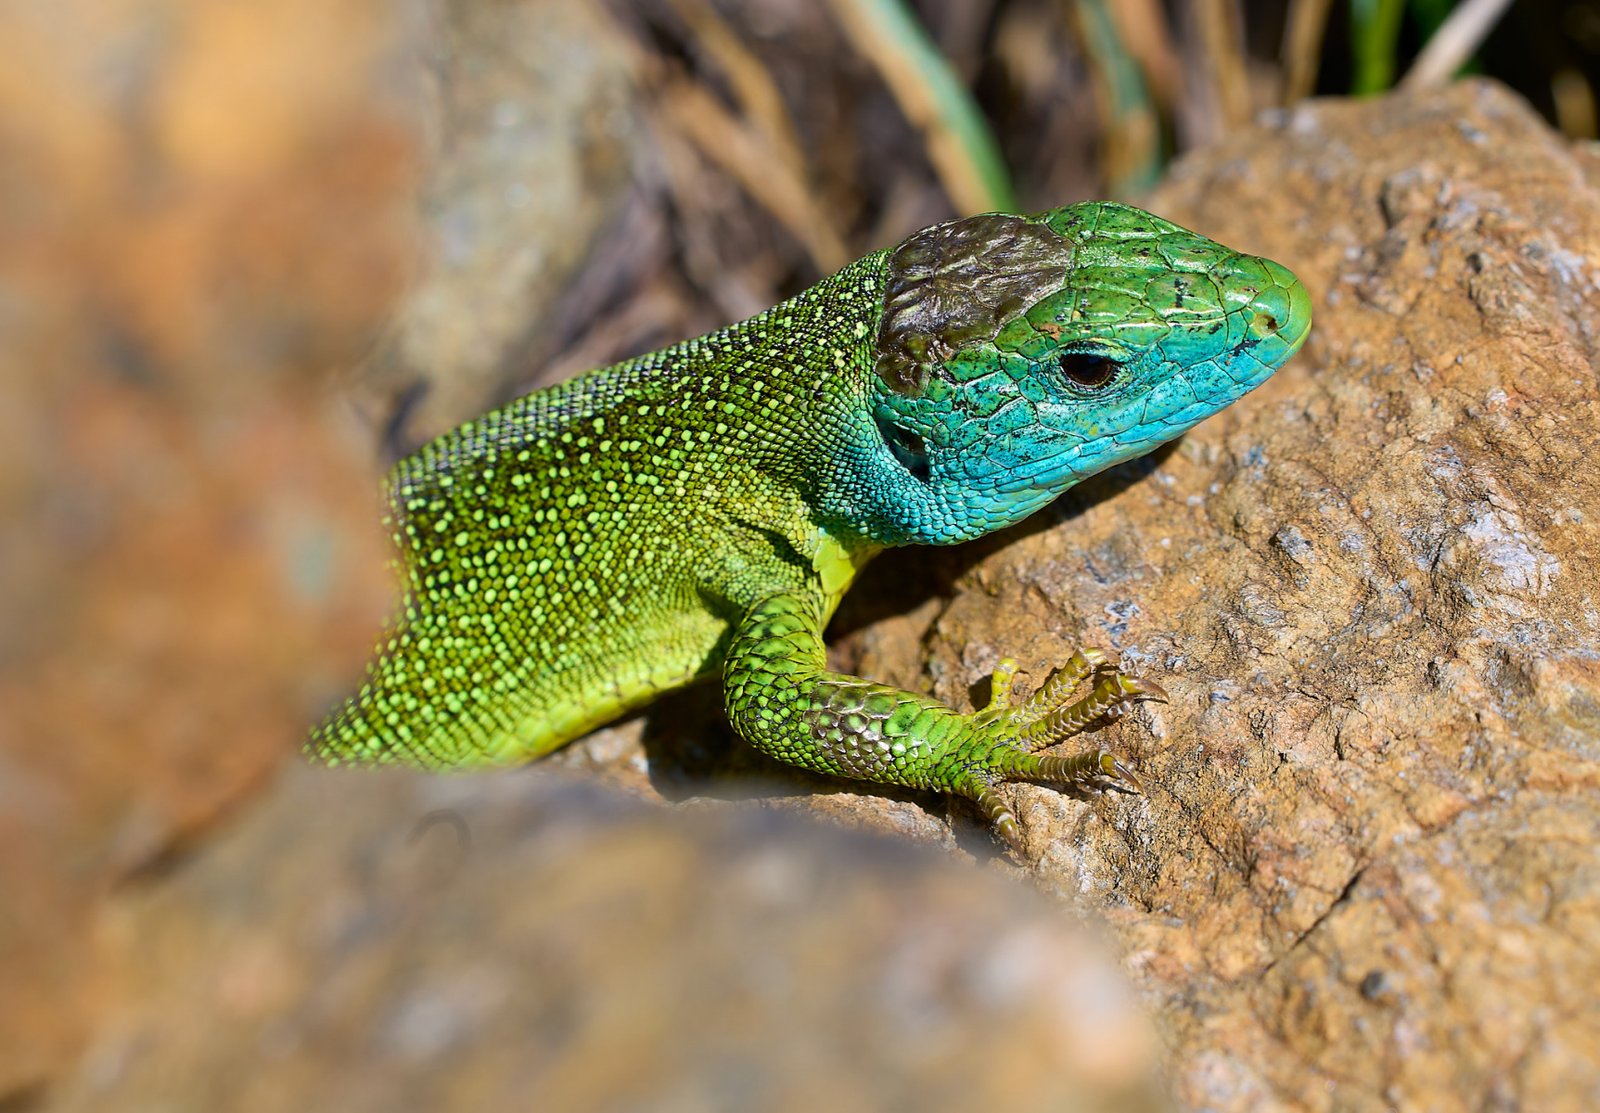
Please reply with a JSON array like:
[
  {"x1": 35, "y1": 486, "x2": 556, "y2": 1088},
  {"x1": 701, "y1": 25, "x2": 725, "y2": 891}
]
[
  {"x1": 875, "y1": 80, "x2": 1600, "y2": 1109},
  {"x1": 0, "y1": 0, "x2": 418, "y2": 1092},
  {"x1": 50, "y1": 769, "x2": 1160, "y2": 1113},
  {"x1": 450, "y1": 76, "x2": 1600, "y2": 1110},
  {"x1": 8, "y1": 4, "x2": 1598, "y2": 1105}
]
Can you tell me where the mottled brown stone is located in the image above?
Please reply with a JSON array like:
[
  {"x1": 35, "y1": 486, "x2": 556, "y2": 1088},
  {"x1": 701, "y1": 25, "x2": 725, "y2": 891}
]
[
  {"x1": 47, "y1": 770, "x2": 1160, "y2": 1113},
  {"x1": 870, "y1": 79, "x2": 1600, "y2": 1110},
  {"x1": 7, "y1": 2, "x2": 1595, "y2": 1103}
]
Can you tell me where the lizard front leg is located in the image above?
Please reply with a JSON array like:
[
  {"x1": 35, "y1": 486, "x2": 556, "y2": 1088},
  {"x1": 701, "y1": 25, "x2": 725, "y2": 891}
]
[{"x1": 722, "y1": 592, "x2": 1161, "y2": 851}]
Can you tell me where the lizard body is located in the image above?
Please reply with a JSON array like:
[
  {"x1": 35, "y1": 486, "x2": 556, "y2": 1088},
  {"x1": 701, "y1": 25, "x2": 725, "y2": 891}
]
[{"x1": 310, "y1": 202, "x2": 1310, "y2": 847}]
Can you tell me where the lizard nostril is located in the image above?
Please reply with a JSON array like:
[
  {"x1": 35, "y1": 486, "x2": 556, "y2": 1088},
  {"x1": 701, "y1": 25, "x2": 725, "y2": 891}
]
[{"x1": 1248, "y1": 306, "x2": 1285, "y2": 342}]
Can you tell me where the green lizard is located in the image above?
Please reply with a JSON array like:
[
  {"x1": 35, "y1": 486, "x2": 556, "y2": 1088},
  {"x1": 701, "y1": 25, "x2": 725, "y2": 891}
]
[{"x1": 310, "y1": 202, "x2": 1310, "y2": 849}]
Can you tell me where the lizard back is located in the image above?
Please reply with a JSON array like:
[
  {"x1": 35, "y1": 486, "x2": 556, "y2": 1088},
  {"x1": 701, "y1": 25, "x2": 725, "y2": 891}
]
[{"x1": 311, "y1": 254, "x2": 890, "y2": 767}]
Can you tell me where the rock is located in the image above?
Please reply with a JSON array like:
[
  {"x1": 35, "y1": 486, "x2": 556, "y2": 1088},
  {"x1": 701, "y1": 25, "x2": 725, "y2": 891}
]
[
  {"x1": 869, "y1": 79, "x2": 1600, "y2": 1110},
  {"x1": 0, "y1": 1, "x2": 642, "y2": 1097},
  {"x1": 0, "y1": 0, "x2": 418, "y2": 1093},
  {"x1": 354, "y1": 0, "x2": 638, "y2": 446},
  {"x1": 44, "y1": 768, "x2": 1160, "y2": 1113},
  {"x1": 8, "y1": 3, "x2": 1594, "y2": 1102}
]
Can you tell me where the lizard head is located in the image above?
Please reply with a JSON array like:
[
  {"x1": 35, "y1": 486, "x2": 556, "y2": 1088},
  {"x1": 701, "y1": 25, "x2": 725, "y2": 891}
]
[{"x1": 861, "y1": 201, "x2": 1311, "y2": 543}]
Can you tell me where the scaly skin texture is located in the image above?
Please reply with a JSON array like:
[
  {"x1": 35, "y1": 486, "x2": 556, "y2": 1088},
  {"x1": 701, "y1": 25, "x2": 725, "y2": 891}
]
[{"x1": 310, "y1": 202, "x2": 1311, "y2": 848}]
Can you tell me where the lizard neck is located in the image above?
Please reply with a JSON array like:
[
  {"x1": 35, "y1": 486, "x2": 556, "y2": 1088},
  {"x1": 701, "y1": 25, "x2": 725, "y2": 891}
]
[{"x1": 815, "y1": 379, "x2": 1051, "y2": 549}]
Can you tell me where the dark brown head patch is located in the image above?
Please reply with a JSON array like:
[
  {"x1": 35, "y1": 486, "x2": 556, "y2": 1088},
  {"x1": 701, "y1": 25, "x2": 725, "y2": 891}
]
[{"x1": 874, "y1": 212, "x2": 1072, "y2": 395}]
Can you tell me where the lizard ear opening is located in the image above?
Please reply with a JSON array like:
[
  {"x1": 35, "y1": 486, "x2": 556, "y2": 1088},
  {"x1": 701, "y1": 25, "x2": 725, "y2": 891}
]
[{"x1": 876, "y1": 414, "x2": 931, "y2": 482}]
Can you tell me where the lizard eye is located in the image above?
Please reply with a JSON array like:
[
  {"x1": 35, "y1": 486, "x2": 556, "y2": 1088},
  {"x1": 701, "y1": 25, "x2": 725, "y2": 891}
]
[{"x1": 1057, "y1": 351, "x2": 1122, "y2": 390}]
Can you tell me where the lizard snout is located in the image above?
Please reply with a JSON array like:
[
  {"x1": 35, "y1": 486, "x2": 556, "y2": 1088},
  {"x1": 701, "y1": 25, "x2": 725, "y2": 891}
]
[{"x1": 1247, "y1": 257, "x2": 1313, "y2": 359}]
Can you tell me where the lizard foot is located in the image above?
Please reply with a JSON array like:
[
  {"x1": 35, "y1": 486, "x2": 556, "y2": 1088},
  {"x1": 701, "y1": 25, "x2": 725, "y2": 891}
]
[
  {"x1": 976, "y1": 648, "x2": 1166, "y2": 749},
  {"x1": 961, "y1": 649, "x2": 1165, "y2": 851},
  {"x1": 968, "y1": 750, "x2": 1145, "y2": 853}
]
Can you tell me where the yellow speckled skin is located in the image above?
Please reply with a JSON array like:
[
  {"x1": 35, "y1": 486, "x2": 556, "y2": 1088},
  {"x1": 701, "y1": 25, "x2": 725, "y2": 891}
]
[
  {"x1": 310, "y1": 203, "x2": 1310, "y2": 846},
  {"x1": 314, "y1": 253, "x2": 894, "y2": 767}
]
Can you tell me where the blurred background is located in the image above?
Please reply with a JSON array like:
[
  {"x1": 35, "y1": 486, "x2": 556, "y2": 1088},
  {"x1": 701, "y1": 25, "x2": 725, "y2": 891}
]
[{"x1": 0, "y1": 0, "x2": 1592, "y2": 1105}]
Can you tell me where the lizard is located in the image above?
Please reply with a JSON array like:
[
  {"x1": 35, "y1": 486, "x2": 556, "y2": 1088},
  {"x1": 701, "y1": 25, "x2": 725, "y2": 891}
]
[{"x1": 309, "y1": 201, "x2": 1311, "y2": 850}]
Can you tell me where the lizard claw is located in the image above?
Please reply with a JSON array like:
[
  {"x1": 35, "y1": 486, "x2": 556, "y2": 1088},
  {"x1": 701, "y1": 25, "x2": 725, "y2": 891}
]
[
  {"x1": 1024, "y1": 748, "x2": 1144, "y2": 794},
  {"x1": 1103, "y1": 754, "x2": 1144, "y2": 794},
  {"x1": 955, "y1": 650, "x2": 1163, "y2": 851},
  {"x1": 965, "y1": 749, "x2": 1144, "y2": 856},
  {"x1": 1120, "y1": 676, "x2": 1168, "y2": 705},
  {"x1": 1009, "y1": 648, "x2": 1165, "y2": 750}
]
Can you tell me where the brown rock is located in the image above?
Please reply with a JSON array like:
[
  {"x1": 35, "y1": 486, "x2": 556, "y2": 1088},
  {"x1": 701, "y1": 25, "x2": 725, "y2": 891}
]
[
  {"x1": 0, "y1": 0, "x2": 417, "y2": 1092},
  {"x1": 355, "y1": 0, "x2": 638, "y2": 445},
  {"x1": 45, "y1": 768, "x2": 1160, "y2": 1113},
  {"x1": 863, "y1": 80, "x2": 1600, "y2": 1109},
  {"x1": 0, "y1": 0, "x2": 642, "y2": 1096}
]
